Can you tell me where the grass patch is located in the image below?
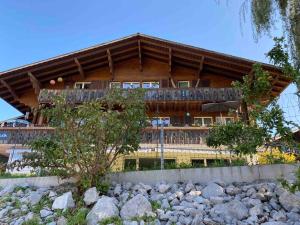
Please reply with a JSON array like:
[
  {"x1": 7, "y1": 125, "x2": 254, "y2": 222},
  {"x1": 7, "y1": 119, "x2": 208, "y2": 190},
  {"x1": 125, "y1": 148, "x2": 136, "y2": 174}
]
[
  {"x1": 100, "y1": 216, "x2": 123, "y2": 225},
  {"x1": 150, "y1": 201, "x2": 161, "y2": 210},
  {"x1": 22, "y1": 217, "x2": 40, "y2": 225},
  {"x1": 0, "y1": 172, "x2": 37, "y2": 179}
]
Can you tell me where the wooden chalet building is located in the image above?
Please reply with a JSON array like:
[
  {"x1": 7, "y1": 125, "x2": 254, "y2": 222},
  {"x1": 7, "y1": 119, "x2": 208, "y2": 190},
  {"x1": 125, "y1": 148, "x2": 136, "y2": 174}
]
[{"x1": 0, "y1": 34, "x2": 290, "y2": 171}]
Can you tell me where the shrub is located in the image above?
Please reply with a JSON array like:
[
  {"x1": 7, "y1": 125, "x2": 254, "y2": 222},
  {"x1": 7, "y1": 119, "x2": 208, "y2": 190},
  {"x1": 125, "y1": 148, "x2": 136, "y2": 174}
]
[
  {"x1": 258, "y1": 148, "x2": 296, "y2": 164},
  {"x1": 13, "y1": 88, "x2": 147, "y2": 191}
]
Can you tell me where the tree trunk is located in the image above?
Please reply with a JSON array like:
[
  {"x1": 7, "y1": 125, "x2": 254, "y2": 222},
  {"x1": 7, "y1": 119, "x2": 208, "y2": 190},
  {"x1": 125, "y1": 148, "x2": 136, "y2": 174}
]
[{"x1": 289, "y1": 0, "x2": 300, "y2": 69}]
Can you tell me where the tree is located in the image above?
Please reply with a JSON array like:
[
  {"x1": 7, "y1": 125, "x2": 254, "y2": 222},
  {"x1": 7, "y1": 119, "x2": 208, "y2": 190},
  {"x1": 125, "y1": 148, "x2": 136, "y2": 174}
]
[
  {"x1": 13, "y1": 88, "x2": 147, "y2": 190},
  {"x1": 207, "y1": 38, "x2": 299, "y2": 157},
  {"x1": 240, "y1": 0, "x2": 300, "y2": 69}
]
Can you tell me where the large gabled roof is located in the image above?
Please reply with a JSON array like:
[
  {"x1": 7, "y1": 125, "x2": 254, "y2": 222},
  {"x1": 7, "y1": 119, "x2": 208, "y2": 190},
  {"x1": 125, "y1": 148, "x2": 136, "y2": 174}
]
[{"x1": 0, "y1": 33, "x2": 291, "y2": 114}]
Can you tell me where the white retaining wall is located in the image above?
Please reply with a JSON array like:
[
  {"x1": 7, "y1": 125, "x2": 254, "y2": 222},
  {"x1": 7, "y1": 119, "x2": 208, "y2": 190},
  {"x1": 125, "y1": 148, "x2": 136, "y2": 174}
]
[{"x1": 0, "y1": 164, "x2": 298, "y2": 188}]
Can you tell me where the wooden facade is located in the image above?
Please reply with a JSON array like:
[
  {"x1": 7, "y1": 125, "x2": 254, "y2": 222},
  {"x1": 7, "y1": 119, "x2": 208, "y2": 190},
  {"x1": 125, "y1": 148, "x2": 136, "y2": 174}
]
[{"x1": 0, "y1": 34, "x2": 291, "y2": 154}]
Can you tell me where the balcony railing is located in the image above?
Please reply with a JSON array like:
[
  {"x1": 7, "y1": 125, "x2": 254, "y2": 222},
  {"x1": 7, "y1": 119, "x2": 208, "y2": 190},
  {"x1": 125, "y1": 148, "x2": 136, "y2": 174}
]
[
  {"x1": 38, "y1": 88, "x2": 241, "y2": 104},
  {"x1": 0, "y1": 126, "x2": 209, "y2": 146}
]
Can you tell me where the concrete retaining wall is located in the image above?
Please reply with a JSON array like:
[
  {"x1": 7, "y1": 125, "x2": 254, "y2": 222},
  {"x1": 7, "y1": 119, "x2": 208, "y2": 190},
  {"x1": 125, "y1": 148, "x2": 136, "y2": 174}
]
[{"x1": 0, "y1": 164, "x2": 298, "y2": 187}]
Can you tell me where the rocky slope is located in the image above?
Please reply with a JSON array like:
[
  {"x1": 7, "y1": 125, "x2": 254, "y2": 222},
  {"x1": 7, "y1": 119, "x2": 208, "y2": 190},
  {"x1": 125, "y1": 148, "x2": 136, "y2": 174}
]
[{"x1": 0, "y1": 180, "x2": 300, "y2": 225}]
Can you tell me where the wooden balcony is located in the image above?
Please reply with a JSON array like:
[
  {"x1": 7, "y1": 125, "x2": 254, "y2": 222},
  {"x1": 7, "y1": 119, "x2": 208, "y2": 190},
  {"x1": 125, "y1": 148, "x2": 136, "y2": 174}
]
[
  {"x1": 38, "y1": 88, "x2": 241, "y2": 104},
  {"x1": 0, "y1": 126, "x2": 209, "y2": 146}
]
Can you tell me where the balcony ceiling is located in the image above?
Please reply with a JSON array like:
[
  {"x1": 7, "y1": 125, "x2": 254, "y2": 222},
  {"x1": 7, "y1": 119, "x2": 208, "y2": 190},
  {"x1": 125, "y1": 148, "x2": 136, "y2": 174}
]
[{"x1": 0, "y1": 33, "x2": 291, "y2": 114}]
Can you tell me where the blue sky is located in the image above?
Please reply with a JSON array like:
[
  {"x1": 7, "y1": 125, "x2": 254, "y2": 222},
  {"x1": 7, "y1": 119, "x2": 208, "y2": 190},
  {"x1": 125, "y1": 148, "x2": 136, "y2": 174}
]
[{"x1": 0, "y1": 0, "x2": 297, "y2": 122}]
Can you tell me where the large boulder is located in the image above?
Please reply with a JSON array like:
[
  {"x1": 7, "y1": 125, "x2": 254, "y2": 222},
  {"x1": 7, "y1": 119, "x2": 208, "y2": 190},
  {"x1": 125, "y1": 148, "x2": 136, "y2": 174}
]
[
  {"x1": 86, "y1": 196, "x2": 119, "y2": 225},
  {"x1": 83, "y1": 187, "x2": 99, "y2": 206},
  {"x1": 202, "y1": 183, "x2": 224, "y2": 199},
  {"x1": 52, "y1": 191, "x2": 75, "y2": 210},
  {"x1": 279, "y1": 190, "x2": 300, "y2": 211},
  {"x1": 27, "y1": 191, "x2": 43, "y2": 205},
  {"x1": 211, "y1": 200, "x2": 249, "y2": 220},
  {"x1": 120, "y1": 194, "x2": 152, "y2": 219}
]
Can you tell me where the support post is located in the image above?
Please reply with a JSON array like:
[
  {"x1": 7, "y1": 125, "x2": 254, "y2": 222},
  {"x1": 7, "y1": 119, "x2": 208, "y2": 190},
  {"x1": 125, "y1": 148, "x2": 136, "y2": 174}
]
[{"x1": 160, "y1": 120, "x2": 164, "y2": 170}]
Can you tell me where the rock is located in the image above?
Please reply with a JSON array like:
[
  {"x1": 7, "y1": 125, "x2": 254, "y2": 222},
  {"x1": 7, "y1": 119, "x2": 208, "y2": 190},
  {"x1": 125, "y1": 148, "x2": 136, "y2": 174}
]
[
  {"x1": 83, "y1": 187, "x2": 99, "y2": 206},
  {"x1": 0, "y1": 184, "x2": 14, "y2": 197},
  {"x1": 47, "y1": 222, "x2": 56, "y2": 225},
  {"x1": 120, "y1": 194, "x2": 152, "y2": 219},
  {"x1": 57, "y1": 216, "x2": 67, "y2": 225},
  {"x1": 40, "y1": 209, "x2": 53, "y2": 218},
  {"x1": 113, "y1": 184, "x2": 122, "y2": 196},
  {"x1": 161, "y1": 199, "x2": 170, "y2": 209},
  {"x1": 279, "y1": 190, "x2": 300, "y2": 211},
  {"x1": 27, "y1": 191, "x2": 43, "y2": 205},
  {"x1": 185, "y1": 181, "x2": 194, "y2": 193},
  {"x1": 86, "y1": 196, "x2": 119, "y2": 225},
  {"x1": 249, "y1": 204, "x2": 263, "y2": 217},
  {"x1": 192, "y1": 214, "x2": 204, "y2": 225},
  {"x1": 24, "y1": 212, "x2": 35, "y2": 221},
  {"x1": 52, "y1": 191, "x2": 75, "y2": 210},
  {"x1": 272, "y1": 210, "x2": 287, "y2": 221},
  {"x1": 261, "y1": 222, "x2": 288, "y2": 225},
  {"x1": 202, "y1": 183, "x2": 224, "y2": 199},
  {"x1": 158, "y1": 184, "x2": 170, "y2": 193},
  {"x1": 0, "y1": 207, "x2": 9, "y2": 218},
  {"x1": 226, "y1": 185, "x2": 241, "y2": 195},
  {"x1": 212, "y1": 200, "x2": 249, "y2": 220},
  {"x1": 48, "y1": 191, "x2": 57, "y2": 199},
  {"x1": 210, "y1": 196, "x2": 224, "y2": 204}
]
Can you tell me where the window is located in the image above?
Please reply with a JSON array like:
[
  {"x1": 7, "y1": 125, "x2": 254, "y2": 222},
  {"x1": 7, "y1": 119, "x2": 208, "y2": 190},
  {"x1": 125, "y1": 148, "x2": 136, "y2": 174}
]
[
  {"x1": 178, "y1": 81, "x2": 190, "y2": 88},
  {"x1": 216, "y1": 117, "x2": 234, "y2": 125},
  {"x1": 74, "y1": 82, "x2": 91, "y2": 89},
  {"x1": 110, "y1": 82, "x2": 121, "y2": 88},
  {"x1": 122, "y1": 82, "x2": 140, "y2": 89},
  {"x1": 191, "y1": 159, "x2": 205, "y2": 168},
  {"x1": 150, "y1": 117, "x2": 170, "y2": 127},
  {"x1": 142, "y1": 81, "x2": 160, "y2": 88},
  {"x1": 124, "y1": 159, "x2": 136, "y2": 171},
  {"x1": 194, "y1": 117, "x2": 213, "y2": 127}
]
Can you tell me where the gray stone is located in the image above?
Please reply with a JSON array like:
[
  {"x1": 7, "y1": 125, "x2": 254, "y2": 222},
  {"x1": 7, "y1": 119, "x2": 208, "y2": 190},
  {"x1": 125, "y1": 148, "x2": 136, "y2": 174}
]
[
  {"x1": 24, "y1": 212, "x2": 35, "y2": 221},
  {"x1": 47, "y1": 222, "x2": 56, "y2": 225},
  {"x1": 212, "y1": 200, "x2": 249, "y2": 220},
  {"x1": 57, "y1": 216, "x2": 67, "y2": 225},
  {"x1": 158, "y1": 184, "x2": 170, "y2": 193},
  {"x1": 0, "y1": 184, "x2": 14, "y2": 197},
  {"x1": 261, "y1": 222, "x2": 288, "y2": 225},
  {"x1": 27, "y1": 191, "x2": 43, "y2": 205},
  {"x1": 83, "y1": 187, "x2": 99, "y2": 206},
  {"x1": 120, "y1": 194, "x2": 152, "y2": 219},
  {"x1": 202, "y1": 183, "x2": 224, "y2": 199},
  {"x1": 249, "y1": 204, "x2": 264, "y2": 217},
  {"x1": 0, "y1": 207, "x2": 9, "y2": 218},
  {"x1": 161, "y1": 198, "x2": 170, "y2": 209},
  {"x1": 40, "y1": 209, "x2": 53, "y2": 218},
  {"x1": 113, "y1": 184, "x2": 122, "y2": 196},
  {"x1": 226, "y1": 185, "x2": 241, "y2": 195},
  {"x1": 279, "y1": 190, "x2": 300, "y2": 211},
  {"x1": 185, "y1": 181, "x2": 194, "y2": 193},
  {"x1": 272, "y1": 211, "x2": 287, "y2": 221},
  {"x1": 86, "y1": 196, "x2": 119, "y2": 225},
  {"x1": 52, "y1": 191, "x2": 75, "y2": 210}
]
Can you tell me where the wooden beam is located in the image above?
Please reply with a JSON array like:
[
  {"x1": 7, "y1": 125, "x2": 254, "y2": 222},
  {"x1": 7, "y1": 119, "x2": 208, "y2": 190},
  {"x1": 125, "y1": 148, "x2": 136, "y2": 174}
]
[
  {"x1": 195, "y1": 56, "x2": 205, "y2": 88},
  {"x1": 74, "y1": 58, "x2": 85, "y2": 79},
  {"x1": 0, "y1": 79, "x2": 19, "y2": 101},
  {"x1": 168, "y1": 47, "x2": 172, "y2": 74},
  {"x1": 107, "y1": 49, "x2": 114, "y2": 80},
  {"x1": 197, "y1": 56, "x2": 205, "y2": 77},
  {"x1": 138, "y1": 40, "x2": 143, "y2": 72},
  {"x1": 28, "y1": 72, "x2": 41, "y2": 95}
]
